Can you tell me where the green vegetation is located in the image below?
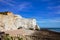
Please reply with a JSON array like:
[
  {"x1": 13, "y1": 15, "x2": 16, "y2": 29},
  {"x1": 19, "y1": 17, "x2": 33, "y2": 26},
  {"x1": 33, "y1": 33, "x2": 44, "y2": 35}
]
[
  {"x1": 2, "y1": 34, "x2": 12, "y2": 40},
  {"x1": 16, "y1": 36, "x2": 23, "y2": 40},
  {"x1": 0, "y1": 12, "x2": 8, "y2": 15},
  {"x1": 1, "y1": 33, "x2": 23, "y2": 40}
]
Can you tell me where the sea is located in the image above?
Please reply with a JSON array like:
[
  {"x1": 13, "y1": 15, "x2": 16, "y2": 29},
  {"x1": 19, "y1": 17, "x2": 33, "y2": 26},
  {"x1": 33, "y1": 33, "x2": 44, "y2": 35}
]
[{"x1": 46, "y1": 28, "x2": 60, "y2": 32}]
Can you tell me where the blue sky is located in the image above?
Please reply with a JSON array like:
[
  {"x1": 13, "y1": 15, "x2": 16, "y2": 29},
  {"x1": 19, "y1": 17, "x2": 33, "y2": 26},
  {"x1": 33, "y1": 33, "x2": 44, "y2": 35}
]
[{"x1": 0, "y1": 0, "x2": 60, "y2": 28}]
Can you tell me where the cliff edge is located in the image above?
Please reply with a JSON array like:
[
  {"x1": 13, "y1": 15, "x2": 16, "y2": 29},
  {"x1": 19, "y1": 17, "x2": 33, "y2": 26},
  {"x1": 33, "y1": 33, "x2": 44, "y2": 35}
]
[{"x1": 0, "y1": 12, "x2": 40, "y2": 31}]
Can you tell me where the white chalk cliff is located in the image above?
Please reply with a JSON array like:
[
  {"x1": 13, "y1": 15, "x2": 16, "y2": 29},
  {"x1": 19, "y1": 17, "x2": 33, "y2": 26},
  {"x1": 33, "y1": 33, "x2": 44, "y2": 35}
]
[{"x1": 0, "y1": 12, "x2": 40, "y2": 31}]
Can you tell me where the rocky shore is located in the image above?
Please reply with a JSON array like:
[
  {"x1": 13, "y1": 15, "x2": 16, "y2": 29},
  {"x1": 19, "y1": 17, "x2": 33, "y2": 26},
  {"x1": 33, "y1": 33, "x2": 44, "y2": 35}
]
[
  {"x1": 0, "y1": 29, "x2": 60, "y2": 40},
  {"x1": 32, "y1": 29, "x2": 60, "y2": 40}
]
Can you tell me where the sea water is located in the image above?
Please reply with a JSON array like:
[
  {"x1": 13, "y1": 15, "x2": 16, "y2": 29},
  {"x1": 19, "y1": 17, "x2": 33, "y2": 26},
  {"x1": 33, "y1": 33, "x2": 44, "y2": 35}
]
[{"x1": 47, "y1": 28, "x2": 60, "y2": 32}]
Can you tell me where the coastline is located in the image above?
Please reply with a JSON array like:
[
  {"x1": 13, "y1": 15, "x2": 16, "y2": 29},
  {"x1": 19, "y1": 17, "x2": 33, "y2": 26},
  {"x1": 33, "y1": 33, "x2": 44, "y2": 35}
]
[
  {"x1": 0, "y1": 29, "x2": 60, "y2": 40},
  {"x1": 41, "y1": 28, "x2": 60, "y2": 33}
]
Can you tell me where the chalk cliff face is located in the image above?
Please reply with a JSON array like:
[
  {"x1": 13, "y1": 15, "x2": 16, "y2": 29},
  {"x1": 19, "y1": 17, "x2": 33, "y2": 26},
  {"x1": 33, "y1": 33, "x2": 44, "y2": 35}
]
[{"x1": 0, "y1": 12, "x2": 40, "y2": 31}]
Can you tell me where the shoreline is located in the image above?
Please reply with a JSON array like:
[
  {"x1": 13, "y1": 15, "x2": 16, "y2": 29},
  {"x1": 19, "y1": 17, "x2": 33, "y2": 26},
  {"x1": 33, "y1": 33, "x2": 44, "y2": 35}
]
[
  {"x1": 0, "y1": 29, "x2": 60, "y2": 40},
  {"x1": 40, "y1": 28, "x2": 60, "y2": 33}
]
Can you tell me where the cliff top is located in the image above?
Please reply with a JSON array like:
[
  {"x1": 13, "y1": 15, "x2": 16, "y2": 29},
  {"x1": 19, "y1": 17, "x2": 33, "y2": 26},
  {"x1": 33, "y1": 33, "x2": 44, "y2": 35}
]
[{"x1": 0, "y1": 12, "x2": 13, "y2": 16}]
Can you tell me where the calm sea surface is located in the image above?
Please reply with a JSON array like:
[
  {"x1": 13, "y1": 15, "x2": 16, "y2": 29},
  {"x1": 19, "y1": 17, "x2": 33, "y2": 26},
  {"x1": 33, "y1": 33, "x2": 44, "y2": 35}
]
[
  {"x1": 47, "y1": 28, "x2": 60, "y2": 32},
  {"x1": 41, "y1": 28, "x2": 60, "y2": 32}
]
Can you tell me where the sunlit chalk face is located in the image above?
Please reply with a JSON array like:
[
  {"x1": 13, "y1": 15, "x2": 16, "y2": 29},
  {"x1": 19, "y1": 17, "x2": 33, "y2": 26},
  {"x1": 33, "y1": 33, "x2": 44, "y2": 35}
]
[
  {"x1": 7, "y1": 12, "x2": 13, "y2": 16},
  {"x1": 0, "y1": 12, "x2": 40, "y2": 31}
]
